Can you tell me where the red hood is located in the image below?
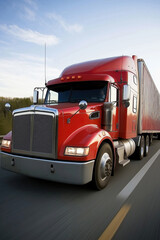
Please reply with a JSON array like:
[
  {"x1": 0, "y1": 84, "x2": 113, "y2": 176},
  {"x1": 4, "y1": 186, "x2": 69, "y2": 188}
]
[
  {"x1": 2, "y1": 103, "x2": 103, "y2": 159},
  {"x1": 46, "y1": 102, "x2": 103, "y2": 115}
]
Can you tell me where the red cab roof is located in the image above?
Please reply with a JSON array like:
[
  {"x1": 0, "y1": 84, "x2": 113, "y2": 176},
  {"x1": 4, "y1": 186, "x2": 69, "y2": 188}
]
[
  {"x1": 60, "y1": 55, "x2": 137, "y2": 76},
  {"x1": 47, "y1": 55, "x2": 137, "y2": 86}
]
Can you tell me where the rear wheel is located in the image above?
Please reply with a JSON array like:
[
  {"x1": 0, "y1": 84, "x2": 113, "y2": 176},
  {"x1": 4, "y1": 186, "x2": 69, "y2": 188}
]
[
  {"x1": 135, "y1": 135, "x2": 145, "y2": 160},
  {"x1": 144, "y1": 135, "x2": 149, "y2": 156},
  {"x1": 92, "y1": 143, "x2": 113, "y2": 190},
  {"x1": 149, "y1": 134, "x2": 153, "y2": 145}
]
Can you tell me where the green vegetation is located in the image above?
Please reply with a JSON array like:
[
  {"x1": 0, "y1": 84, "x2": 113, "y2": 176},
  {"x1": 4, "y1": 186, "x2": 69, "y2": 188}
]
[{"x1": 0, "y1": 97, "x2": 32, "y2": 135}]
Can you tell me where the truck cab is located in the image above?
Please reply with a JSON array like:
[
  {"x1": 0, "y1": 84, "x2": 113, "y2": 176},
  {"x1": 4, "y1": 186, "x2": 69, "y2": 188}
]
[{"x1": 2, "y1": 55, "x2": 155, "y2": 190}]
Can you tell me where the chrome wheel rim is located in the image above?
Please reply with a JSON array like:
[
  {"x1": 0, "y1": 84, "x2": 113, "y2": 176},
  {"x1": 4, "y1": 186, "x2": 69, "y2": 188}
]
[{"x1": 100, "y1": 153, "x2": 112, "y2": 181}]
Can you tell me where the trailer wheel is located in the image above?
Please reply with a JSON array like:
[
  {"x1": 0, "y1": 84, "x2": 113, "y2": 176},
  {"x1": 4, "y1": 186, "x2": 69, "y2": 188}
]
[
  {"x1": 135, "y1": 135, "x2": 145, "y2": 160},
  {"x1": 149, "y1": 134, "x2": 153, "y2": 145},
  {"x1": 92, "y1": 143, "x2": 113, "y2": 190},
  {"x1": 144, "y1": 135, "x2": 149, "y2": 156}
]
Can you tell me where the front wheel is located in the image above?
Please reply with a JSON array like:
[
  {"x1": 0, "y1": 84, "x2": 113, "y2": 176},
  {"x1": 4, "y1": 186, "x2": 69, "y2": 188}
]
[{"x1": 92, "y1": 143, "x2": 113, "y2": 190}]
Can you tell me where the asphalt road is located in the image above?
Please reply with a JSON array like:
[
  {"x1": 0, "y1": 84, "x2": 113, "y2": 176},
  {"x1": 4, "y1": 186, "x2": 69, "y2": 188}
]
[{"x1": 0, "y1": 139, "x2": 160, "y2": 240}]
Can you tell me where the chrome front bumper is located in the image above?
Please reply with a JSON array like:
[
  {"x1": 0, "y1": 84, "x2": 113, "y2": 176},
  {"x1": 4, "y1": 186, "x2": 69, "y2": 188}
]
[{"x1": 0, "y1": 152, "x2": 95, "y2": 185}]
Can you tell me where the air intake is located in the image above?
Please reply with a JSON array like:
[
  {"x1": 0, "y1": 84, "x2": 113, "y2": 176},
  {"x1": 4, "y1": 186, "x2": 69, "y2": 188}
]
[{"x1": 12, "y1": 106, "x2": 58, "y2": 159}]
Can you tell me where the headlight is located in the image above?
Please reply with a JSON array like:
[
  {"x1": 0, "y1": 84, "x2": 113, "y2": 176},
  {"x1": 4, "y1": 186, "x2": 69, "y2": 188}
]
[
  {"x1": 65, "y1": 147, "x2": 89, "y2": 156},
  {"x1": 1, "y1": 140, "x2": 11, "y2": 148}
]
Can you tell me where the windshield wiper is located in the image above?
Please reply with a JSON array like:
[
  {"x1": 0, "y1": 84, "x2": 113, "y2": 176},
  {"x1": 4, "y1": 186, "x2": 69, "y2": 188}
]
[
  {"x1": 70, "y1": 99, "x2": 83, "y2": 103},
  {"x1": 46, "y1": 100, "x2": 58, "y2": 104}
]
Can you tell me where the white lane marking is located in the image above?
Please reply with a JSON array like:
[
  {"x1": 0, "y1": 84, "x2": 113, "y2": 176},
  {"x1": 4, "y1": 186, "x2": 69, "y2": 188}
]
[{"x1": 117, "y1": 149, "x2": 160, "y2": 201}]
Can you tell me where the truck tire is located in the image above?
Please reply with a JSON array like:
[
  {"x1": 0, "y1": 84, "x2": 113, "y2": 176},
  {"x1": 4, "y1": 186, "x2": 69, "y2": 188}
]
[
  {"x1": 135, "y1": 135, "x2": 145, "y2": 160},
  {"x1": 92, "y1": 143, "x2": 113, "y2": 190},
  {"x1": 149, "y1": 134, "x2": 153, "y2": 145},
  {"x1": 144, "y1": 135, "x2": 149, "y2": 156}
]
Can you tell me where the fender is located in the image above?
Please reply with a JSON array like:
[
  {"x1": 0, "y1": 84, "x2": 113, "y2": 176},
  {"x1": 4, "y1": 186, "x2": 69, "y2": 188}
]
[{"x1": 59, "y1": 124, "x2": 114, "y2": 162}]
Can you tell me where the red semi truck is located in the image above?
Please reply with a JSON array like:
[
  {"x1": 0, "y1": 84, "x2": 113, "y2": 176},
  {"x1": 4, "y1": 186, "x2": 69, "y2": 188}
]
[{"x1": 1, "y1": 55, "x2": 160, "y2": 190}]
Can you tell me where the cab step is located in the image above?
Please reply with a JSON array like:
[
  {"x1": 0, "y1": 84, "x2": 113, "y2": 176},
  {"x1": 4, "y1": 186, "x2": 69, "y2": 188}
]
[
  {"x1": 118, "y1": 159, "x2": 130, "y2": 166},
  {"x1": 115, "y1": 144, "x2": 130, "y2": 167}
]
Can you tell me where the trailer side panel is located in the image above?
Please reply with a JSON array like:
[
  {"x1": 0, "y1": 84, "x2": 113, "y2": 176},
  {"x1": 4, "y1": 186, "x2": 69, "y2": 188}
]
[{"x1": 138, "y1": 59, "x2": 160, "y2": 134}]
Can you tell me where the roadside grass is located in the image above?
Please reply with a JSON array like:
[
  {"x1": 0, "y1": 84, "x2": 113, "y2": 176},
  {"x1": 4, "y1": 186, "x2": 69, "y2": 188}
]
[{"x1": 0, "y1": 97, "x2": 32, "y2": 135}]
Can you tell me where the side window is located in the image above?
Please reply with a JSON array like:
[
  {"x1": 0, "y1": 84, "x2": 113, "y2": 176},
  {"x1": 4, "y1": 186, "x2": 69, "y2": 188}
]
[
  {"x1": 109, "y1": 85, "x2": 118, "y2": 106},
  {"x1": 133, "y1": 95, "x2": 137, "y2": 113},
  {"x1": 47, "y1": 90, "x2": 58, "y2": 103}
]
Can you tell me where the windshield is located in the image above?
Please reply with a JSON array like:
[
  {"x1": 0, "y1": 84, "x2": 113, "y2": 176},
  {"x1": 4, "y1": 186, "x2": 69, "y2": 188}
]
[{"x1": 45, "y1": 81, "x2": 107, "y2": 104}]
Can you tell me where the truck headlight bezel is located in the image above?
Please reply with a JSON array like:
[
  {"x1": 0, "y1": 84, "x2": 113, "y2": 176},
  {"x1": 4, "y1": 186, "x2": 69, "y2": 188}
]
[{"x1": 64, "y1": 147, "x2": 89, "y2": 157}]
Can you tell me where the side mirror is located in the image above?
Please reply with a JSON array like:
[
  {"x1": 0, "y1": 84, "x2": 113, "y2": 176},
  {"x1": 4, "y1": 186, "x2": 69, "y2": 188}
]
[
  {"x1": 123, "y1": 85, "x2": 131, "y2": 101},
  {"x1": 123, "y1": 85, "x2": 130, "y2": 108},
  {"x1": 5, "y1": 103, "x2": 11, "y2": 112},
  {"x1": 79, "y1": 100, "x2": 87, "y2": 110},
  {"x1": 102, "y1": 102, "x2": 114, "y2": 131},
  {"x1": 33, "y1": 89, "x2": 39, "y2": 105}
]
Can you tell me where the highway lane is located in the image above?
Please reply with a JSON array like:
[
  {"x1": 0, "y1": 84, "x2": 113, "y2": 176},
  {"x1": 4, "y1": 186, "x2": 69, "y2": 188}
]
[
  {"x1": 0, "y1": 139, "x2": 160, "y2": 240},
  {"x1": 113, "y1": 150, "x2": 160, "y2": 240}
]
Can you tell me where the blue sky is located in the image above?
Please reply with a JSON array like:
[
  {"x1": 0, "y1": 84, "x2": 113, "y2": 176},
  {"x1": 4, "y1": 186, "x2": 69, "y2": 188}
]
[{"x1": 0, "y1": 0, "x2": 160, "y2": 97}]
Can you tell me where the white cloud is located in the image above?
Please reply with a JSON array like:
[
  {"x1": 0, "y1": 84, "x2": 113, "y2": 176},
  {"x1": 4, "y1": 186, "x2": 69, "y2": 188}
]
[
  {"x1": 23, "y1": 6, "x2": 36, "y2": 21},
  {"x1": 0, "y1": 56, "x2": 61, "y2": 98},
  {"x1": 15, "y1": 0, "x2": 37, "y2": 21},
  {"x1": 48, "y1": 13, "x2": 83, "y2": 33},
  {"x1": 22, "y1": 0, "x2": 38, "y2": 21},
  {"x1": 0, "y1": 24, "x2": 59, "y2": 46},
  {"x1": 24, "y1": 0, "x2": 38, "y2": 10}
]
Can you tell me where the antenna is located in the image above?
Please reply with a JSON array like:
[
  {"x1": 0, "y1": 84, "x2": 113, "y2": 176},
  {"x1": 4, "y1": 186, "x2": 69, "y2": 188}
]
[{"x1": 44, "y1": 43, "x2": 47, "y2": 85}]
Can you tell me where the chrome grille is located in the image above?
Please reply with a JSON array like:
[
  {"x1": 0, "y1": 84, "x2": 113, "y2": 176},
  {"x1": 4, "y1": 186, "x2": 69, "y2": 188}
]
[
  {"x1": 13, "y1": 114, "x2": 31, "y2": 151},
  {"x1": 12, "y1": 107, "x2": 58, "y2": 159}
]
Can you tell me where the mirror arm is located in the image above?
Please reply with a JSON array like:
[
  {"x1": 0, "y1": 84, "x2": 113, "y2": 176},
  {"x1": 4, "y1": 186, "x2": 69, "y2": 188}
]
[
  {"x1": 67, "y1": 100, "x2": 87, "y2": 124},
  {"x1": 67, "y1": 109, "x2": 80, "y2": 124}
]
